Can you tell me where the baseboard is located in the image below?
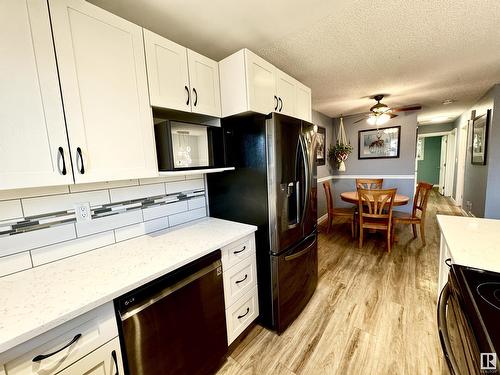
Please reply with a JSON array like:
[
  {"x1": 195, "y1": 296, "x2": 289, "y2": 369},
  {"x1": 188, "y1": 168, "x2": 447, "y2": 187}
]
[{"x1": 317, "y1": 213, "x2": 328, "y2": 225}]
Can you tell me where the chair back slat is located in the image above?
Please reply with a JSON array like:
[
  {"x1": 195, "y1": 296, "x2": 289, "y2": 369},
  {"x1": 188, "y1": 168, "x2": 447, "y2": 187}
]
[
  {"x1": 356, "y1": 178, "x2": 384, "y2": 190},
  {"x1": 357, "y1": 188, "x2": 397, "y2": 221},
  {"x1": 413, "y1": 182, "x2": 433, "y2": 218},
  {"x1": 323, "y1": 181, "x2": 334, "y2": 213}
]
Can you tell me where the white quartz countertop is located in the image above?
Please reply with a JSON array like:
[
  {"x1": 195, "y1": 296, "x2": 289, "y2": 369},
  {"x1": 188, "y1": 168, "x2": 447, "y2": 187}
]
[
  {"x1": 437, "y1": 215, "x2": 500, "y2": 273},
  {"x1": 0, "y1": 217, "x2": 256, "y2": 353}
]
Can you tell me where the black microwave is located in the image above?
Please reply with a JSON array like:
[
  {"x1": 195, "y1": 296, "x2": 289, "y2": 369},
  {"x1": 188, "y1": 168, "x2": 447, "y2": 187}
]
[{"x1": 154, "y1": 120, "x2": 226, "y2": 171}]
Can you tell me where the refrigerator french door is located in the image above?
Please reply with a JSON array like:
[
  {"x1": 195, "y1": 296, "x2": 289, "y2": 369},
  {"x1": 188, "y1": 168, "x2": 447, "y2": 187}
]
[{"x1": 207, "y1": 113, "x2": 318, "y2": 333}]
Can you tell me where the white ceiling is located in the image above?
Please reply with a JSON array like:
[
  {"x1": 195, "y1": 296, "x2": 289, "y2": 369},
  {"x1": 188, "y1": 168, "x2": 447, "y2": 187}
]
[{"x1": 89, "y1": 0, "x2": 500, "y2": 124}]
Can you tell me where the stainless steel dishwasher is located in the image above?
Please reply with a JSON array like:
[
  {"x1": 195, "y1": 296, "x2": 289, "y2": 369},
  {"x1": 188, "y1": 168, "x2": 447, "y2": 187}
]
[{"x1": 115, "y1": 250, "x2": 227, "y2": 375}]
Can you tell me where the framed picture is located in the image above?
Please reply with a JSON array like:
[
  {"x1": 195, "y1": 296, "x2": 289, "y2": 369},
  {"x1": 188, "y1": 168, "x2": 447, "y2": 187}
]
[
  {"x1": 358, "y1": 126, "x2": 401, "y2": 159},
  {"x1": 471, "y1": 109, "x2": 491, "y2": 165},
  {"x1": 316, "y1": 126, "x2": 326, "y2": 166}
]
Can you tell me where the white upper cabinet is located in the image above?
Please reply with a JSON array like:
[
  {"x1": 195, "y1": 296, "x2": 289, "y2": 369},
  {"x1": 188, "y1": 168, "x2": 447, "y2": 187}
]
[
  {"x1": 49, "y1": 0, "x2": 158, "y2": 184},
  {"x1": 187, "y1": 49, "x2": 222, "y2": 117},
  {"x1": 295, "y1": 81, "x2": 312, "y2": 122},
  {"x1": 0, "y1": 0, "x2": 73, "y2": 190},
  {"x1": 143, "y1": 30, "x2": 191, "y2": 112},
  {"x1": 219, "y1": 49, "x2": 312, "y2": 122},
  {"x1": 275, "y1": 70, "x2": 296, "y2": 117},
  {"x1": 144, "y1": 31, "x2": 221, "y2": 117}
]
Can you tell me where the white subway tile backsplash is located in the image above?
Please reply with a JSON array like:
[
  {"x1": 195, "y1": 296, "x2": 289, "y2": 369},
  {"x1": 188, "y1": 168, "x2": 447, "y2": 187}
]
[
  {"x1": 169, "y1": 207, "x2": 206, "y2": 227},
  {"x1": 142, "y1": 201, "x2": 188, "y2": 221},
  {"x1": 109, "y1": 183, "x2": 166, "y2": 203},
  {"x1": 165, "y1": 179, "x2": 204, "y2": 194},
  {"x1": 76, "y1": 210, "x2": 143, "y2": 237},
  {"x1": 0, "y1": 185, "x2": 69, "y2": 201},
  {"x1": 31, "y1": 231, "x2": 115, "y2": 266},
  {"x1": 0, "y1": 252, "x2": 32, "y2": 277},
  {"x1": 0, "y1": 224, "x2": 76, "y2": 257},
  {"x1": 188, "y1": 197, "x2": 206, "y2": 210},
  {"x1": 0, "y1": 200, "x2": 23, "y2": 221},
  {"x1": 114, "y1": 217, "x2": 169, "y2": 242},
  {"x1": 22, "y1": 190, "x2": 110, "y2": 216},
  {"x1": 70, "y1": 179, "x2": 138, "y2": 193}
]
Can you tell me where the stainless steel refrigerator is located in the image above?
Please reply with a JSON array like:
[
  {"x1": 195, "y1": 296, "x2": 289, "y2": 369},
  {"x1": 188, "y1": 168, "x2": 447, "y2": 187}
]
[{"x1": 207, "y1": 113, "x2": 318, "y2": 333}]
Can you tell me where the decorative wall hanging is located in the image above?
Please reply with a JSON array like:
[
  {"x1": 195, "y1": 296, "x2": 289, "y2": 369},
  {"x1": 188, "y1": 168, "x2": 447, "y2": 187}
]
[
  {"x1": 358, "y1": 125, "x2": 401, "y2": 159},
  {"x1": 316, "y1": 126, "x2": 326, "y2": 166},
  {"x1": 471, "y1": 109, "x2": 491, "y2": 165},
  {"x1": 328, "y1": 116, "x2": 352, "y2": 171}
]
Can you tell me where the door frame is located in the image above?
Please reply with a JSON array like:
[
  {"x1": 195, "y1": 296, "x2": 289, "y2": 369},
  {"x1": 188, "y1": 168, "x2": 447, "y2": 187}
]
[
  {"x1": 439, "y1": 135, "x2": 447, "y2": 195},
  {"x1": 454, "y1": 123, "x2": 469, "y2": 207}
]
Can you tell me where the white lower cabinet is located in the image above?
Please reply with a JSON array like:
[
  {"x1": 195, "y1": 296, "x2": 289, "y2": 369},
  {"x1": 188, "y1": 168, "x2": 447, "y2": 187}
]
[
  {"x1": 0, "y1": 303, "x2": 122, "y2": 375},
  {"x1": 57, "y1": 338, "x2": 123, "y2": 375},
  {"x1": 221, "y1": 233, "x2": 259, "y2": 345}
]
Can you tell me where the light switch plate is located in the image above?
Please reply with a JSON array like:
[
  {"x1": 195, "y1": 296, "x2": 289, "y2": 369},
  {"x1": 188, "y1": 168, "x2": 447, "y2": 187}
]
[{"x1": 74, "y1": 202, "x2": 92, "y2": 222}]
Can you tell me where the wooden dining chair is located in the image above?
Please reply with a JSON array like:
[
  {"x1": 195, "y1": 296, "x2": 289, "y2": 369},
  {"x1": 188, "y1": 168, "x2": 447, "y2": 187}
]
[
  {"x1": 357, "y1": 187, "x2": 397, "y2": 253},
  {"x1": 356, "y1": 178, "x2": 384, "y2": 190},
  {"x1": 392, "y1": 182, "x2": 433, "y2": 246},
  {"x1": 323, "y1": 181, "x2": 356, "y2": 237}
]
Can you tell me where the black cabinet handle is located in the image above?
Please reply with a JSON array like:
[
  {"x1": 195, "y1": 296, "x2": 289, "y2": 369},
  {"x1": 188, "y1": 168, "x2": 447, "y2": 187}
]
[
  {"x1": 237, "y1": 307, "x2": 250, "y2": 319},
  {"x1": 193, "y1": 88, "x2": 198, "y2": 106},
  {"x1": 185, "y1": 85, "x2": 190, "y2": 105},
  {"x1": 445, "y1": 258, "x2": 452, "y2": 268},
  {"x1": 76, "y1": 147, "x2": 85, "y2": 174},
  {"x1": 233, "y1": 246, "x2": 246, "y2": 255},
  {"x1": 278, "y1": 97, "x2": 283, "y2": 112},
  {"x1": 235, "y1": 274, "x2": 248, "y2": 284},
  {"x1": 32, "y1": 333, "x2": 82, "y2": 362},
  {"x1": 274, "y1": 95, "x2": 278, "y2": 110},
  {"x1": 111, "y1": 350, "x2": 119, "y2": 375},
  {"x1": 58, "y1": 147, "x2": 67, "y2": 175}
]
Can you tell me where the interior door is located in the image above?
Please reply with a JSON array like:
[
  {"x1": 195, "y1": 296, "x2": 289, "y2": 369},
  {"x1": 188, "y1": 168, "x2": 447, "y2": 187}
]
[
  {"x1": 439, "y1": 136, "x2": 448, "y2": 195},
  {"x1": 275, "y1": 70, "x2": 296, "y2": 117},
  {"x1": 187, "y1": 49, "x2": 221, "y2": 117},
  {"x1": 272, "y1": 114, "x2": 305, "y2": 253},
  {"x1": 246, "y1": 50, "x2": 276, "y2": 115},
  {"x1": 0, "y1": 0, "x2": 73, "y2": 190},
  {"x1": 272, "y1": 233, "x2": 318, "y2": 333},
  {"x1": 143, "y1": 29, "x2": 191, "y2": 112},
  {"x1": 49, "y1": 0, "x2": 158, "y2": 183}
]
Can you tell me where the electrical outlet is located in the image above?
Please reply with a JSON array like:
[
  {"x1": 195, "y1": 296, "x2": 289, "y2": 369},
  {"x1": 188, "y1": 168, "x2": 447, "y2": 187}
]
[{"x1": 74, "y1": 202, "x2": 92, "y2": 222}]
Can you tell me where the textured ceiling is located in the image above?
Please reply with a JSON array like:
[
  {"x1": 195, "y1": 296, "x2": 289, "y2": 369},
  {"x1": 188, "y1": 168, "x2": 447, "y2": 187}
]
[{"x1": 89, "y1": 0, "x2": 500, "y2": 124}]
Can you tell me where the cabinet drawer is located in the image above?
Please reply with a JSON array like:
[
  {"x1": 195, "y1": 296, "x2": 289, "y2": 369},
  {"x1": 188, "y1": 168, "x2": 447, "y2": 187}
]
[
  {"x1": 1, "y1": 303, "x2": 117, "y2": 375},
  {"x1": 223, "y1": 255, "x2": 257, "y2": 307},
  {"x1": 221, "y1": 234, "x2": 255, "y2": 270},
  {"x1": 226, "y1": 286, "x2": 259, "y2": 345},
  {"x1": 56, "y1": 337, "x2": 123, "y2": 375}
]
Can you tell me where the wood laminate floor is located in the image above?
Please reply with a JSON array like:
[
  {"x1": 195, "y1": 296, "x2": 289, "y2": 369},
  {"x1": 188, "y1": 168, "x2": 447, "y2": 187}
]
[{"x1": 217, "y1": 190, "x2": 462, "y2": 375}]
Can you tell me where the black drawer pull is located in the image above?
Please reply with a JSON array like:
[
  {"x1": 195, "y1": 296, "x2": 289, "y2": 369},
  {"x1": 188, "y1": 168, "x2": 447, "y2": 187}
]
[
  {"x1": 233, "y1": 246, "x2": 246, "y2": 255},
  {"x1": 237, "y1": 307, "x2": 250, "y2": 319},
  {"x1": 193, "y1": 87, "x2": 198, "y2": 106},
  {"x1": 235, "y1": 274, "x2": 248, "y2": 284},
  {"x1": 112, "y1": 350, "x2": 119, "y2": 375},
  {"x1": 76, "y1": 147, "x2": 85, "y2": 174},
  {"x1": 58, "y1": 147, "x2": 67, "y2": 175},
  {"x1": 274, "y1": 95, "x2": 278, "y2": 110},
  {"x1": 185, "y1": 85, "x2": 190, "y2": 105},
  {"x1": 32, "y1": 333, "x2": 82, "y2": 362},
  {"x1": 445, "y1": 258, "x2": 452, "y2": 268},
  {"x1": 278, "y1": 97, "x2": 283, "y2": 112}
]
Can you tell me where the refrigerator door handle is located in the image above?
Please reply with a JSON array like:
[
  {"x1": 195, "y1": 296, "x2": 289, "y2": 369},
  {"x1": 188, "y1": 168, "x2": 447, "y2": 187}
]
[
  {"x1": 296, "y1": 181, "x2": 300, "y2": 225},
  {"x1": 299, "y1": 134, "x2": 310, "y2": 224},
  {"x1": 284, "y1": 234, "x2": 316, "y2": 261}
]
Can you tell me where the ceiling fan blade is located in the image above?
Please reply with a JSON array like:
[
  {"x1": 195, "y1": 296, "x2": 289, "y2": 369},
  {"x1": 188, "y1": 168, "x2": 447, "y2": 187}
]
[
  {"x1": 353, "y1": 117, "x2": 368, "y2": 124},
  {"x1": 392, "y1": 105, "x2": 422, "y2": 112},
  {"x1": 389, "y1": 113, "x2": 398, "y2": 118}
]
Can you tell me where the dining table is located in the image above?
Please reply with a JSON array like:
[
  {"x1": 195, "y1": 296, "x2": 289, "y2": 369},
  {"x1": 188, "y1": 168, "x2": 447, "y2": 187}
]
[{"x1": 340, "y1": 191, "x2": 410, "y2": 206}]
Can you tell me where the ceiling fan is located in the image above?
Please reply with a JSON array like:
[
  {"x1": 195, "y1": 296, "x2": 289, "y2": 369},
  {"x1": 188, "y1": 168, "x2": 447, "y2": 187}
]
[{"x1": 353, "y1": 94, "x2": 422, "y2": 125}]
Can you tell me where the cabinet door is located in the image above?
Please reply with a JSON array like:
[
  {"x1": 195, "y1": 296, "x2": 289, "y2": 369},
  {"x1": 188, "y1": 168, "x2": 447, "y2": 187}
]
[
  {"x1": 245, "y1": 50, "x2": 276, "y2": 115},
  {"x1": 57, "y1": 338, "x2": 124, "y2": 375},
  {"x1": 49, "y1": 0, "x2": 158, "y2": 183},
  {"x1": 187, "y1": 50, "x2": 221, "y2": 117},
  {"x1": 143, "y1": 30, "x2": 191, "y2": 112},
  {"x1": 276, "y1": 70, "x2": 296, "y2": 117},
  {"x1": 0, "y1": 0, "x2": 73, "y2": 190},
  {"x1": 295, "y1": 82, "x2": 312, "y2": 122}
]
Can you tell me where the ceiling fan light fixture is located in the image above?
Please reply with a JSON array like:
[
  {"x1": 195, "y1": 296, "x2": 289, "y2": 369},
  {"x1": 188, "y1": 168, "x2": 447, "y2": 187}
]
[{"x1": 367, "y1": 113, "x2": 391, "y2": 126}]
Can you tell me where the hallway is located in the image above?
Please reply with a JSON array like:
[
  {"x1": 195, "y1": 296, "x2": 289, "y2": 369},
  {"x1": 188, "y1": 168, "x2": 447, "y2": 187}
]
[{"x1": 217, "y1": 190, "x2": 462, "y2": 374}]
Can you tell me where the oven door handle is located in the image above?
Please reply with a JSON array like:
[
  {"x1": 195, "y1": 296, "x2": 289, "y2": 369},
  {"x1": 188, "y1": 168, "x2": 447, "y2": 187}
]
[{"x1": 437, "y1": 283, "x2": 459, "y2": 375}]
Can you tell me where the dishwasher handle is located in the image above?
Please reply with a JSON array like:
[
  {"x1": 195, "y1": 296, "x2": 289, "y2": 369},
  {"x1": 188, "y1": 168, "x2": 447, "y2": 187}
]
[
  {"x1": 437, "y1": 283, "x2": 459, "y2": 375},
  {"x1": 119, "y1": 259, "x2": 222, "y2": 321}
]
